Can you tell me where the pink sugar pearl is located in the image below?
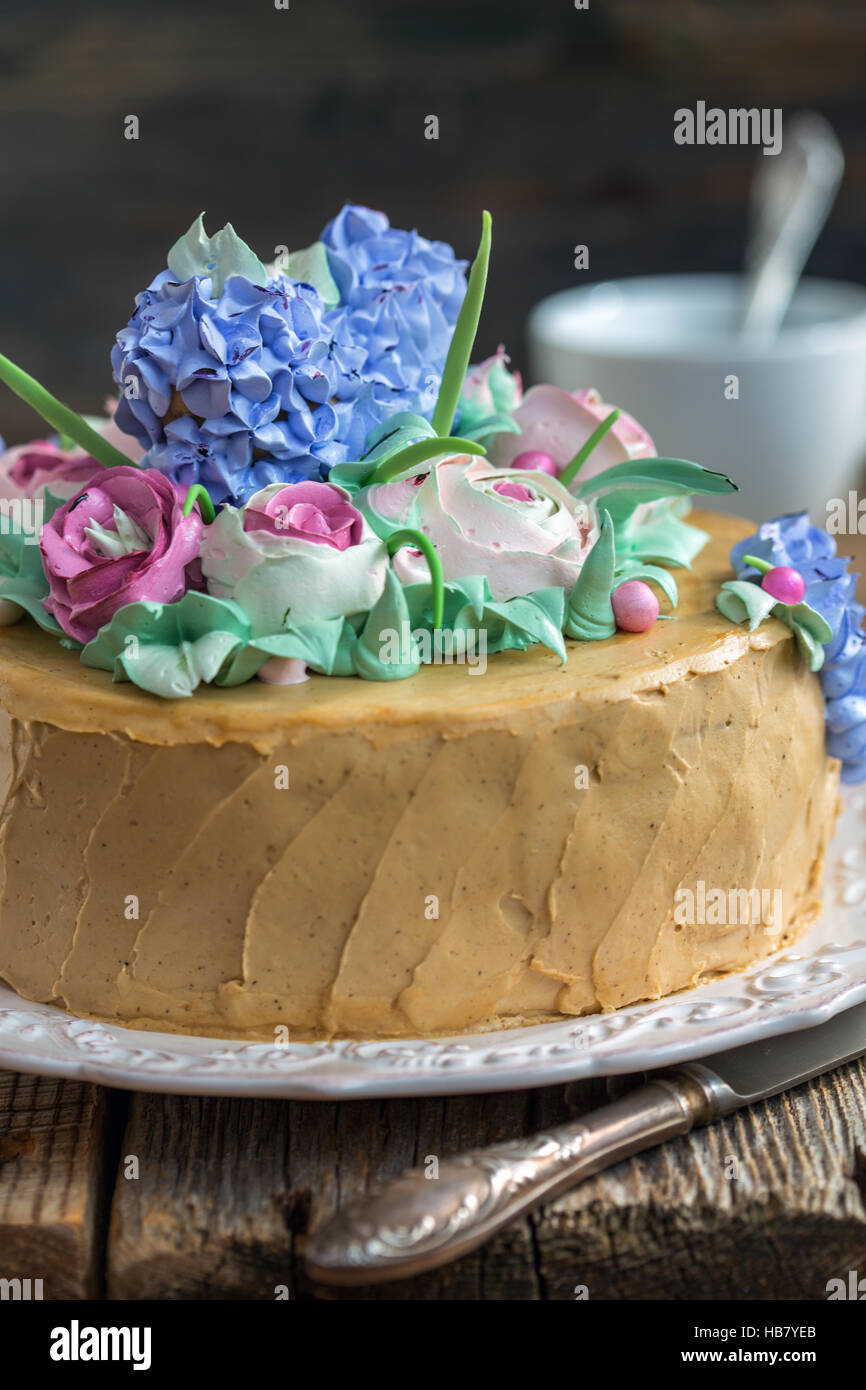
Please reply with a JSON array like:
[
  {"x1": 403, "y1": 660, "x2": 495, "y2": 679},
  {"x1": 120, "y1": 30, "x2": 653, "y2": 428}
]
[
  {"x1": 511, "y1": 449, "x2": 559, "y2": 477},
  {"x1": 761, "y1": 566, "x2": 805, "y2": 604},
  {"x1": 612, "y1": 580, "x2": 659, "y2": 633}
]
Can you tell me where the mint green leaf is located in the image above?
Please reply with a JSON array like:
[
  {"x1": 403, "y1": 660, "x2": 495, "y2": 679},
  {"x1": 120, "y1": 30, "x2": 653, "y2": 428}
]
[
  {"x1": 614, "y1": 561, "x2": 678, "y2": 608},
  {"x1": 81, "y1": 593, "x2": 251, "y2": 698},
  {"x1": 565, "y1": 511, "x2": 616, "y2": 641},
  {"x1": 167, "y1": 214, "x2": 266, "y2": 297},
  {"x1": 465, "y1": 587, "x2": 567, "y2": 662},
  {"x1": 715, "y1": 580, "x2": 778, "y2": 630},
  {"x1": 577, "y1": 458, "x2": 737, "y2": 525},
  {"x1": 282, "y1": 241, "x2": 340, "y2": 308},
  {"x1": 353, "y1": 569, "x2": 420, "y2": 680}
]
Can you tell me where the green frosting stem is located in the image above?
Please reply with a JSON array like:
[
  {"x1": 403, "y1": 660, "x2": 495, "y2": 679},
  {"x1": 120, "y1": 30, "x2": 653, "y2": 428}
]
[
  {"x1": 741, "y1": 554, "x2": 773, "y2": 575},
  {"x1": 564, "y1": 510, "x2": 617, "y2": 640},
  {"x1": 559, "y1": 408, "x2": 621, "y2": 489},
  {"x1": 431, "y1": 211, "x2": 492, "y2": 437},
  {"x1": 367, "y1": 435, "x2": 485, "y2": 486},
  {"x1": 0, "y1": 352, "x2": 134, "y2": 471},
  {"x1": 182, "y1": 484, "x2": 216, "y2": 524},
  {"x1": 387, "y1": 527, "x2": 444, "y2": 629}
]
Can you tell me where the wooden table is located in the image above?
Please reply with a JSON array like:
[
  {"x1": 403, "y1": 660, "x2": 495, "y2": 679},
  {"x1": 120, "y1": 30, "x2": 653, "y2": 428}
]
[{"x1": 1, "y1": 1062, "x2": 865, "y2": 1300}]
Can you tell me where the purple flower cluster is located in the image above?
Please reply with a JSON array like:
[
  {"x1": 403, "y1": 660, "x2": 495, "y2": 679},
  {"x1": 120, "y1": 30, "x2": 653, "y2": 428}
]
[
  {"x1": 111, "y1": 207, "x2": 467, "y2": 506},
  {"x1": 731, "y1": 512, "x2": 866, "y2": 783}
]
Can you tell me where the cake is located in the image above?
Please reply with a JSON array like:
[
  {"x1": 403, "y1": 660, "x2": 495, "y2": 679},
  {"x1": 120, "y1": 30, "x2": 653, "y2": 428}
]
[{"x1": 0, "y1": 205, "x2": 857, "y2": 1040}]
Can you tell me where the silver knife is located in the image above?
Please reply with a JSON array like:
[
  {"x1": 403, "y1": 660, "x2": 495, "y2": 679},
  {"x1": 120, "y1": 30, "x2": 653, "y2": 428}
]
[{"x1": 305, "y1": 1001, "x2": 866, "y2": 1286}]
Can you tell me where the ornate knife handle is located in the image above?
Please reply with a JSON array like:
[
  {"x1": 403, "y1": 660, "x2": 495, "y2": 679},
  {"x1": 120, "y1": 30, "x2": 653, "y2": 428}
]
[{"x1": 305, "y1": 1070, "x2": 718, "y2": 1286}]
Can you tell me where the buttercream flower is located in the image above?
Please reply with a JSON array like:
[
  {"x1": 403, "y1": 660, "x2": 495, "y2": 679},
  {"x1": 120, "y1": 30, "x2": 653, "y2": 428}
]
[
  {"x1": 321, "y1": 205, "x2": 467, "y2": 424},
  {"x1": 201, "y1": 480, "x2": 388, "y2": 629},
  {"x1": 112, "y1": 211, "x2": 469, "y2": 506},
  {"x1": 487, "y1": 384, "x2": 656, "y2": 483},
  {"x1": 39, "y1": 467, "x2": 203, "y2": 644},
  {"x1": 368, "y1": 456, "x2": 598, "y2": 601},
  {"x1": 454, "y1": 347, "x2": 522, "y2": 437},
  {"x1": 0, "y1": 413, "x2": 143, "y2": 504},
  {"x1": 730, "y1": 512, "x2": 866, "y2": 784},
  {"x1": 242, "y1": 480, "x2": 363, "y2": 549},
  {"x1": 2, "y1": 441, "x2": 101, "y2": 501}
]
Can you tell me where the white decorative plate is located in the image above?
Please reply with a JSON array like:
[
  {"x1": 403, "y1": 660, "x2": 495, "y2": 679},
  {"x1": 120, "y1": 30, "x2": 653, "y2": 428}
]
[{"x1": 2, "y1": 790, "x2": 866, "y2": 1099}]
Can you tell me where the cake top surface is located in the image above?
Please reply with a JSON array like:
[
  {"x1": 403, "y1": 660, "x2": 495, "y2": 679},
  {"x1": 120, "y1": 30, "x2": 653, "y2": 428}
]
[{"x1": 0, "y1": 511, "x2": 793, "y2": 748}]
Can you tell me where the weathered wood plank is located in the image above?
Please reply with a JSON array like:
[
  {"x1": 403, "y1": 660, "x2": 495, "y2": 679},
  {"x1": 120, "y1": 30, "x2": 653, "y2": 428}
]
[
  {"x1": 105, "y1": 1063, "x2": 866, "y2": 1300},
  {"x1": 0, "y1": 1069, "x2": 109, "y2": 1299}
]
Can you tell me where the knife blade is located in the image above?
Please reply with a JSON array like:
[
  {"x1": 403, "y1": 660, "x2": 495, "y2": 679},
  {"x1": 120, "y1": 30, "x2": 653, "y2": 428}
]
[{"x1": 305, "y1": 1001, "x2": 866, "y2": 1286}]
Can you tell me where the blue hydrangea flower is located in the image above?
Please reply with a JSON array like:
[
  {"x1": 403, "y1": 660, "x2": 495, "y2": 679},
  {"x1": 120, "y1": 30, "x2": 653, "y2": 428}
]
[
  {"x1": 320, "y1": 203, "x2": 467, "y2": 421},
  {"x1": 731, "y1": 512, "x2": 866, "y2": 783},
  {"x1": 111, "y1": 208, "x2": 468, "y2": 506}
]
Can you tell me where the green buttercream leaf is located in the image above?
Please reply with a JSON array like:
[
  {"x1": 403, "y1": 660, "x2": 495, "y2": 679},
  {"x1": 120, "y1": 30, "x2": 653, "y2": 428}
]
[
  {"x1": 790, "y1": 621, "x2": 824, "y2": 671},
  {"x1": 167, "y1": 214, "x2": 267, "y2": 297},
  {"x1": 326, "y1": 458, "x2": 380, "y2": 497},
  {"x1": 0, "y1": 490, "x2": 64, "y2": 632},
  {"x1": 565, "y1": 510, "x2": 616, "y2": 641},
  {"x1": 353, "y1": 568, "x2": 420, "y2": 681},
  {"x1": 328, "y1": 414, "x2": 439, "y2": 496},
  {"x1": 715, "y1": 582, "x2": 832, "y2": 673},
  {"x1": 615, "y1": 510, "x2": 709, "y2": 569},
  {"x1": 432, "y1": 210, "x2": 491, "y2": 436},
  {"x1": 576, "y1": 458, "x2": 738, "y2": 526},
  {"x1": 81, "y1": 593, "x2": 251, "y2": 698},
  {"x1": 366, "y1": 435, "x2": 485, "y2": 486},
  {"x1": 614, "y1": 561, "x2": 678, "y2": 608},
  {"x1": 464, "y1": 587, "x2": 567, "y2": 662},
  {"x1": 458, "y1": 412, "x2": 521, "y2": 445},
  {"x1": 786, "y1": 601, "x2": 833, "y2": 647},
  {"x1": 282, "y1": 241, "x2": 340, "y2": 309},
  {"x1": 715, "y1": 580, "x2": 778, "y2": 630},
  {"x1": 403, "y1": 576, "x2": 491, "y2": 631},
  {"x1": 363, "y1": 412, "x2": 437, "y2": 459}
]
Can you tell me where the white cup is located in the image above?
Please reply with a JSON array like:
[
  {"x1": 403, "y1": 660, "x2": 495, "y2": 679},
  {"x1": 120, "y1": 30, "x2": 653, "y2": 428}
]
[{"x1": 528, "y1": 274, "x2": 866, "y2": 524}]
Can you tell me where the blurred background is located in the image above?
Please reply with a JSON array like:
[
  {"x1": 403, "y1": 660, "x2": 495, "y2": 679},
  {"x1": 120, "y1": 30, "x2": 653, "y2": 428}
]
[{"x1": 0, "y1": 0, "x2": 864, "y2": 443}]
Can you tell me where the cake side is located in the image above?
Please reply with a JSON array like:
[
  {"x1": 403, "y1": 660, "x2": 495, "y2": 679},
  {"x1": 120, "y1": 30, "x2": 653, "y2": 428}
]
[{"x1": 0, "y1": 512, "x2": 840, "y2": 1039}]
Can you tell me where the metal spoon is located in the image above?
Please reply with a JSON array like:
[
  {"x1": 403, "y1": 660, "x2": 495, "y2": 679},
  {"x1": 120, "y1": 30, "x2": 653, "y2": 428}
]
[{"x1": 739, "y1": 111, "x2": 844, "y2": 341}]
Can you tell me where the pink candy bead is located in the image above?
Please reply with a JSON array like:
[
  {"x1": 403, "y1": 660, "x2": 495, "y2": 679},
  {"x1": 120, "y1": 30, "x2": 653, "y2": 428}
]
[
  {"x1": 511, "y1": 449, "x2": 559, "y2": 476},
  {"x1": 761, "y1": 566, "x2": 805, "y2": 604},
  {"x1": 612, "y1": 580, "x2": 659, "y2": 633}
]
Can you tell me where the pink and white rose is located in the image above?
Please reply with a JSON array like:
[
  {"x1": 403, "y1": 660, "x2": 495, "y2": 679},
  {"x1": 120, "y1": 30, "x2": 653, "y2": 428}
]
[
  {"x1": 201, "y1": 480, "x2": 388, "y2": 630},
  {"x1": 369, "y1": 455, "x2": 598, "y2": 601}
]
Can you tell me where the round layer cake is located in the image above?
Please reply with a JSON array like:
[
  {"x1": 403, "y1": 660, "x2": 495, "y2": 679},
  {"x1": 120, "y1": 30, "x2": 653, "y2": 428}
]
[{"x1": 0, "y1": 511, "x2": 840, "y2": 1039}]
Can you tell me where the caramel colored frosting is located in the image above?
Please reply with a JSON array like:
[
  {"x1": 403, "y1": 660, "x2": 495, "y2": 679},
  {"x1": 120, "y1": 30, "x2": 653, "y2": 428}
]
[{"x1": 0, "y1": 512, "x2": 840, "y2": 1039}]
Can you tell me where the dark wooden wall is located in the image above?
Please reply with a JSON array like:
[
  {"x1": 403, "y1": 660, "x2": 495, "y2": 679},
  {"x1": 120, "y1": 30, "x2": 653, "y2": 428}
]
[{"x1": 0, "y1": 0, "x2": 864, "y2": 443}]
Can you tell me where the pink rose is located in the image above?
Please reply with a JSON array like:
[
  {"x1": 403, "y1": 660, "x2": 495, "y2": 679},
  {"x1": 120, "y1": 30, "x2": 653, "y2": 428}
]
[
  {"x1": 488, "y1": 384, "x2": 655, "y2": 483},
  {"x1": 0, "y1": 408, "x2": 143, "y2": 503},
  {"x1": 40, "y1": 467, "x2": 203, "y2": 644},
  {"x1": 0, "y1": 441, "x2": 101, "y2": 502},
  {"x1": 242, "y1": 481, "x2": 363, "y2": 550}
]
